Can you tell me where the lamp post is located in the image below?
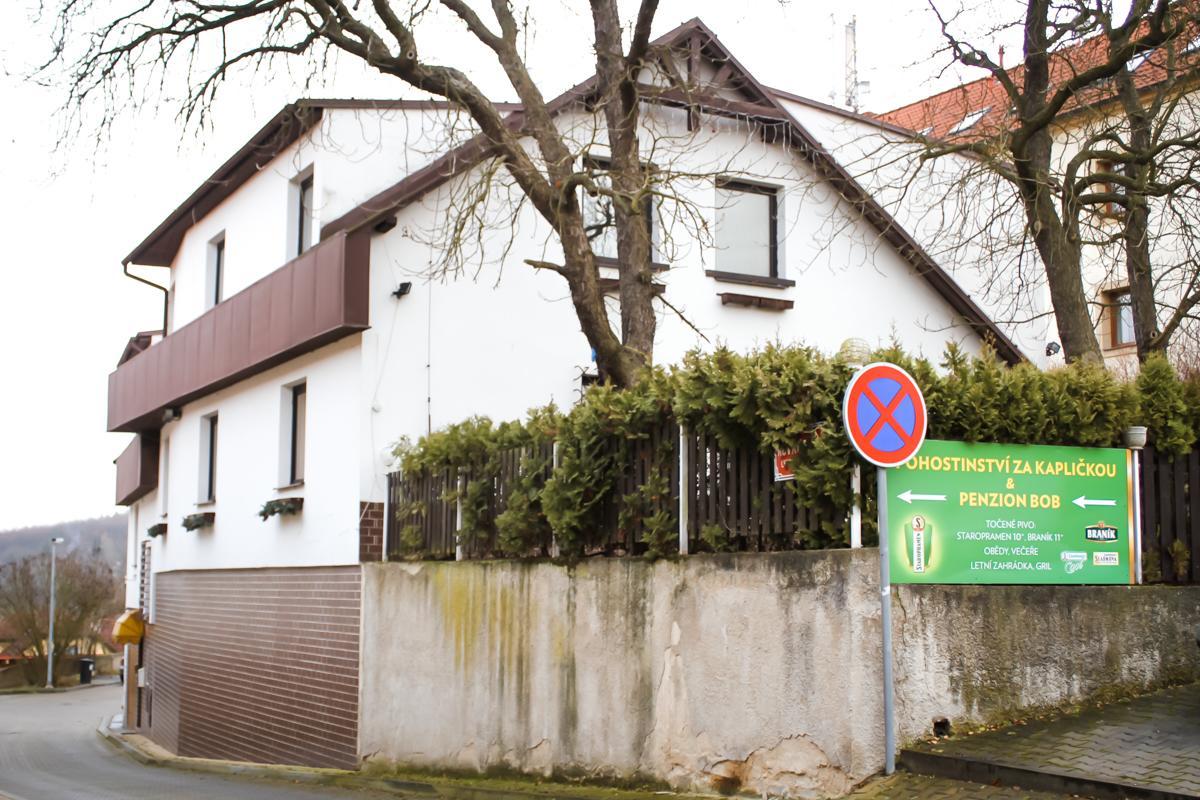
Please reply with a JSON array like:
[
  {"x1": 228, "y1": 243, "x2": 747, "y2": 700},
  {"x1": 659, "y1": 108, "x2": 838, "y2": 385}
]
[
  {"x1": 1123, "y1": 426, "x2": 1147, "y2": 585},
  {"x1": 46, "y1": 537, "x2": 64, "y2": 688},
  {"x1": 838, "y1": 338, "x2": 870, "y2": 549}
]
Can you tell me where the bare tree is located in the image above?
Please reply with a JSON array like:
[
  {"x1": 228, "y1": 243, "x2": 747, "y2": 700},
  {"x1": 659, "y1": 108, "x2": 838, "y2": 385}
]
[
  {"x1": 44, "y1": 1, "x2": 809, "y2": 387},
  {"x1": 0, "y1": 551, "x2": 122, "y2": 685},
  {"x1": 868, "y1": 0, "x2": 1200, "y2": 363}
]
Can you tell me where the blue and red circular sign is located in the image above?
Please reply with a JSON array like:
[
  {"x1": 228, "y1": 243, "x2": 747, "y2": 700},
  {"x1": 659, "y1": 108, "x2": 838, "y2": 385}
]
[{"x1": 843, "y1": 362, "x2": 927, "y2": 468}]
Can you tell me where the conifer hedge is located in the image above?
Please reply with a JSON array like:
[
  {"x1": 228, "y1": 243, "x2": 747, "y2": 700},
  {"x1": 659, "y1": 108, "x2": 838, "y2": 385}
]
[{"x1": 392, "y1": 345, "x2": 1199, "y2": 557}]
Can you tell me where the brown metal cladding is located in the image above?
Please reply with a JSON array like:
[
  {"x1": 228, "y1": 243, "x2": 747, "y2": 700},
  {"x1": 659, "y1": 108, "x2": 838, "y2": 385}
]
[
  {"x1": 108, "y1": 231, "x2": 370, "y2": 433},
  {"x1": 141, "y1": 567, "x2": 361, "y2": 769},
  {"x1": 115, "y1": 433, "x2": 160, "y2": 505}
]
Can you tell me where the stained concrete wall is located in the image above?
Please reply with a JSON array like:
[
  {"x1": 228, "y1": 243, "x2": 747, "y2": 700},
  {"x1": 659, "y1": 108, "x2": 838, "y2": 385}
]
[{"x1": 359, "y1": 552, "x2": 1200, "y2": 798}]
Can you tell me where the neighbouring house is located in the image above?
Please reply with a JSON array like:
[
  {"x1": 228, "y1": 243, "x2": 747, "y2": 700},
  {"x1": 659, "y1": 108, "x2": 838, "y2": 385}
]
[
  {"x1": 874, "y1": 18, "x2": 1200, "y2": 372},
  {"x1": 109, "y1": 17, "x2": 1030, "y2": 791},
  {"x1": 0, "y1": 620, "x2": 21, "y2": 669}
]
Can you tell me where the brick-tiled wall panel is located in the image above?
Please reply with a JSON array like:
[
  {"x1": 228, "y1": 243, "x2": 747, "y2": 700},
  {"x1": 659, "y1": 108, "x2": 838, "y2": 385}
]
[
  {"x1": 359, "y1": 502, "x2": 384, "y2": 562},
  {"x1": 142, "y1": 567, "x2": 361, "y2": 769}
]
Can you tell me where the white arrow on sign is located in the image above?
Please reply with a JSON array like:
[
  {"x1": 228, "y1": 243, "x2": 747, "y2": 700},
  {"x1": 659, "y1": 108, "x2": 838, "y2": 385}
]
[
  {"x1": 1073, "y1": 495, "x2": 1117, "y2": 509},
  {"x1": 897, "y1": 490, "x2": 947, "y2": 504}
]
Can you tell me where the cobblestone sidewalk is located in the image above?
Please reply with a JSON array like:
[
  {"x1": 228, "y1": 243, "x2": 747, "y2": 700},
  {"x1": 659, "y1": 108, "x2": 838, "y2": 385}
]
[
  {"x1": 903, "y1": 682, "x2": 1200, "y2": 798},
  {"x1": 847, "y1": 773, "x2": 1079, "y2": 799}
]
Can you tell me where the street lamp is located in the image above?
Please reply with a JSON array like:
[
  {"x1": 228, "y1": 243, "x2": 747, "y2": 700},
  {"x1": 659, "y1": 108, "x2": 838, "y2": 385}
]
[{"x1": 46, "y1": 537, "x2": 64, "y2": 688}]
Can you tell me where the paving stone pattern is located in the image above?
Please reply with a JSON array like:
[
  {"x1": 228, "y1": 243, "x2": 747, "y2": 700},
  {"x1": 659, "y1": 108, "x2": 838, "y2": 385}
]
[
  {"x1": 847, "y1": 774, "x2": 1077, "y2": 799},
  {"x1": 907, "y1": 682, "x2": 1200, "y2": 797}
]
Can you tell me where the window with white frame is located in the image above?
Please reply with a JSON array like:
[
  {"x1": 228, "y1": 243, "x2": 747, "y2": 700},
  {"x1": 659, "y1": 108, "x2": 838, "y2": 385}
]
[
  {"x1": 714, "y1": 179, "x2": 779, "y2": 278},
  {"x1": 283, "y1": 382, "x2": 307, "y2": 485},
  {"x1": 199, "y1": 413, "x2": 218, "y2": 503},
  {"x1": 1090, "y1": 159, "x2": 1124, "y2": 219},
  {"x1": 206, "y1": 234, "x2": 226, "y2": 308},
  {"x1": 1104, "y1": 288, "x2": 1136, "y2": 349},
  {"x1": 160, "y1": 436, "x2": 170, "y2": 518},
  {"x1": 291, "y1": 170, "x2": 315, "y2": 258},
  {"x1": 580, "y1": 157, "x2": 653, "y2": 262}
]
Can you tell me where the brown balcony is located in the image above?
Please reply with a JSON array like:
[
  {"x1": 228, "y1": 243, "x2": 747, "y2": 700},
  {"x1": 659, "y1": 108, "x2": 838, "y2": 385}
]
[
  {"x1": 108, "y1": 231, "x2": 370, "y2": 432},
  {"x1": 116, "y1": 433, "x2": 159, "y2": 506}
]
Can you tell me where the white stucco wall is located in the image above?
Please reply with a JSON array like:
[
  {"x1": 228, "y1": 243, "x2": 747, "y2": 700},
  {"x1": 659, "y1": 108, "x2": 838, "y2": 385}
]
[
  {"x1": 165, "y1": 105, "x2": 465, "y2": 333},
  {"x1": 146, "y1": 336, "x2": 363, "y2": 573},
  {"x1": 356, "y1": 103, "x2": 994, "y2": 499},
  {"x1": 782, "y1": 97, "x2": 1057, "y2": 368}
]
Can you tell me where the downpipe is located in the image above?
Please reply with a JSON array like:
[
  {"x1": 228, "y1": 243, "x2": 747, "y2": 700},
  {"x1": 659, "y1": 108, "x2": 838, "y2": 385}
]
[{"x1": 123, "y1": 262, "x2": 169, "y2": 335}]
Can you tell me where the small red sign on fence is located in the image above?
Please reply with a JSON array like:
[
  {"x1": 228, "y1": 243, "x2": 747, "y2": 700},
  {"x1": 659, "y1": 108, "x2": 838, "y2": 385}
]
[{"x1": 774, "y1": 450, "x2": 798, "y2": 482}]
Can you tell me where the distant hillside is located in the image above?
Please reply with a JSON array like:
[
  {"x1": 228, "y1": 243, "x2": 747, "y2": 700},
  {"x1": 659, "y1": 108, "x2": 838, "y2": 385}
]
[{"x1": 0, "y1": 514, "x2": 126, "y2": 572}]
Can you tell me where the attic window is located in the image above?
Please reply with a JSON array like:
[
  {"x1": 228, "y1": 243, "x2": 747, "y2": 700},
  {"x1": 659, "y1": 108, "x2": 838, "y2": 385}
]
[
  {"x1": 947, "y1": 107, "x2": 990, "y2": 135},
  {"x1": 1126, "y1": 49, "x2": 1154, "y2": 72},
  {"x1": 918, "y1": 126, "x2": 934, "y2": 137},
  {"x1": 1183, "y1": 34, "x2": 1200, "y2": 55}
]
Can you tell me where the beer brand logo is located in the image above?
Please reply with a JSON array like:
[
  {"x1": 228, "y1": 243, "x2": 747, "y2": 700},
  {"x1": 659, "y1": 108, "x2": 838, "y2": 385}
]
[
  {"x1": 1093, "y1": 552, "x2": 1120, "y2": 566},
  {"x1": 1085, "y1": 523, "x2": 1119, "y2": 542},
  {"x1": 1061, "y1": 551, "x2": 1087, "y2": 574}
]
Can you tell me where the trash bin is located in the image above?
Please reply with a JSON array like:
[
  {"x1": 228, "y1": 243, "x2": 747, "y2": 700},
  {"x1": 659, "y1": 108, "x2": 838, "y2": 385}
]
[{"x1": 79, "y1": 658, "x2": 94, "y2": 685}]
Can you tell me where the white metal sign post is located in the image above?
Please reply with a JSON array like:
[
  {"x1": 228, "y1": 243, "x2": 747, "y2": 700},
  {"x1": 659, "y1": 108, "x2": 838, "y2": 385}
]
[{"x1": 842, "y1": 363, "x2": 928, "y2": 775}]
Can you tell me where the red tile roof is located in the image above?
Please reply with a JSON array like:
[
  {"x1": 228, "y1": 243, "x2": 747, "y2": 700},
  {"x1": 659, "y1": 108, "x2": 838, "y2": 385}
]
[{"x1": 876, "y1": 21, "x2": 1200, "y2": 139}]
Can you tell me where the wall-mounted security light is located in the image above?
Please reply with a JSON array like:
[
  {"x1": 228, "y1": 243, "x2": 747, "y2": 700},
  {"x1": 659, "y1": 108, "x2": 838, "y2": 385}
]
[
  {"x1": 392, "y1": 282, "x2": 412, "y2": 299},
  {"x1": 162, "y1": 407, "x2": 182, "y2": 423},
  {"x1": 374, "y1": 215, "x2": 398, "y2": 234},
  {"x1": 1045, "y1": 341, "x2": 1062, "y2": 357}
]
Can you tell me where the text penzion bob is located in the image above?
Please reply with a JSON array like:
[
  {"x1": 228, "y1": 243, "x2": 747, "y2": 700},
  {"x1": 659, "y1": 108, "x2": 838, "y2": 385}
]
[{"x1": 883, "y1": 439, "x2": 1135, "y2": 585}]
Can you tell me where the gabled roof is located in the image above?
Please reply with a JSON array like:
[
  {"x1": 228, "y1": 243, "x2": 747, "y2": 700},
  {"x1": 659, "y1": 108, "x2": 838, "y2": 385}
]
[
  {"x1": 875, "y1": 18, "x2": 1200, "y2": 139},
  {"x1": 124, "y1": 99, "x2": 521, "y2": 267},
  {"x1": 318, "y1": 17, "x2": 1024, "y2": 364}
]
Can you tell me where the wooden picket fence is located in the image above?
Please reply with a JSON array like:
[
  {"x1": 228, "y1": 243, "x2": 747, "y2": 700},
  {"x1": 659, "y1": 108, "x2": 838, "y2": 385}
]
[
  {"x1": 387, "y1": 437, "x2": 1198, "y2": 584},
  {"x1": 388, "y1": 467, "x2": 458, "y2": 558},
  {"x1": 386, "y1": 425, "x2": 838, "y2": 560},
  {"x1": 1140, "y1": 446, "x2": 1200, "y2": 584}
]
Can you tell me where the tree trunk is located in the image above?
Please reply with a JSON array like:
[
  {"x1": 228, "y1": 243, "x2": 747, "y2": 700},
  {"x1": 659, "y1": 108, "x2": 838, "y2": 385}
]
[
  {"x1": 1117, "y1": 76, "x2": 1161, "y2": 361},
  {"x1": 589, "y1": 0, "x2": 657, "y2": 382},
  {"x1": 1012, "y1": 0, "x2": 1104, "y2": 363}
]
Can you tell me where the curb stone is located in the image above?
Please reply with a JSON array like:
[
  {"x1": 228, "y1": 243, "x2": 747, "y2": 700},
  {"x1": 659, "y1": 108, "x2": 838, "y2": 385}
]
[
  {"x1": 0, "y1": 677, "x2": 121, "y2": 696},
  {"x1": 96, "y1": 715, "x2": 436, "y2": 792},
  {"x1": 95, "y1": 717, "x2": 697, "y2": 800}
]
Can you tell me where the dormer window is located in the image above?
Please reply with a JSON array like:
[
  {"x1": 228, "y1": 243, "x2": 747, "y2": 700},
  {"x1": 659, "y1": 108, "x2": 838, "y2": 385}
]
[
  {"x1": 1182, "y1": 34, "x2": 1200, "y2": 56},
  {"x1": 947, "y1": 107, "x2": 990, "y2": 135},
  {"x1": 1126, "y1": 49, "x2": 1154, "y2": 72}
]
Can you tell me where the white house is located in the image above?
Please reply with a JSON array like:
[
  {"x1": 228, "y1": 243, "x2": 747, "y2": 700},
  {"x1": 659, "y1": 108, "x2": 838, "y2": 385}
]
[
  {"x1": 109, "y1": 17, "x2": 1021, "y2": 779},
  {"x1": 875, "y1": 20, "x2": 1200, "y2": 373}
]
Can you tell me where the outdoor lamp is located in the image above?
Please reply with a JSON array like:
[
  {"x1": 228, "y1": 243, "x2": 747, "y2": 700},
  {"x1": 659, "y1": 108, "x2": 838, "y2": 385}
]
[
  {"x1": 1123, "y1": 426, "x2": 1148, "y2": 450},
  {"x1": 837, "y1": 337, "x2": 870, "y2": 369}
]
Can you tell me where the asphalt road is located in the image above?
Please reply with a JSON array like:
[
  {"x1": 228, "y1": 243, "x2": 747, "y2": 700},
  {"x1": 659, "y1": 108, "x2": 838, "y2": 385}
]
[{"x1": 0, "y1": 684, "x2": 392, "y2": 800}]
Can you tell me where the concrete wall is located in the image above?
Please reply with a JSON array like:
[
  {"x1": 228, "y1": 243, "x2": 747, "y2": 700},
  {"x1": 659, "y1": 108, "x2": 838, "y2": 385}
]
[{"x1": 360, "y1": 552, "x2": 1200, "y2": 798}]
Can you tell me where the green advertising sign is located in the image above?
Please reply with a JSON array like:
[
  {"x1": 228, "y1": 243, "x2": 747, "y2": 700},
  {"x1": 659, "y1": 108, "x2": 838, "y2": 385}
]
[{"x1": 884, "y1": 439, "x2": 1135, "y2": 585}]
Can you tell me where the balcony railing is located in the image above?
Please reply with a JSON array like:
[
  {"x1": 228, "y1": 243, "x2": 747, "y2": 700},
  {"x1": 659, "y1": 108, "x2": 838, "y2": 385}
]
[
  {"x1": 115, "y1": 433, "x2": 159, "y2": 506},
  {"x1": 108, "y1": 231, "x2": 370, "y2": 432}
]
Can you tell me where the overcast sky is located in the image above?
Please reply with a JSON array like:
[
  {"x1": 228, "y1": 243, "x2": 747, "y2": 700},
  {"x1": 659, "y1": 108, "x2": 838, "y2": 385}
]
[{"x1": 0, "y1": 0, "x2": 1018, "y2": 530}]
